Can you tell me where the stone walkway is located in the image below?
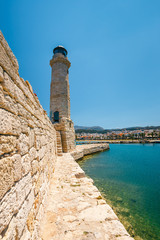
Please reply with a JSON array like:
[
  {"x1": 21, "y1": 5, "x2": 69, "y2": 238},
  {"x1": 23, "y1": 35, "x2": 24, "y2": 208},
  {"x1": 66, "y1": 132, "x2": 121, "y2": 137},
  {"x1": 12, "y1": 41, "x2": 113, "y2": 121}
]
[{"x1": 40, "y1": 152, "x2": 134, "y2": 240}]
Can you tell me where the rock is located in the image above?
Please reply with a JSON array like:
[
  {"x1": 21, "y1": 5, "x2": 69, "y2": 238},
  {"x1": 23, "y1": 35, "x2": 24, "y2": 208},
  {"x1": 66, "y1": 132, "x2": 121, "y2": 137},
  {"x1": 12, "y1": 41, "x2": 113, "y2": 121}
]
[
  {"x1": 120, "y1": 207, "x2": 130, "y2": 217},
  {"x1": 98, "y1": 199, "x2": 106, "y2": 205},
  {"x1": 130, "y1": 198, "x2": 136, "y2": 203},
  {"x1": 116, "y1": 197, "x2": 123, "y2": 203},
  {"x1": 75, "y1": 172, "x2": 85, "y2": 178}
]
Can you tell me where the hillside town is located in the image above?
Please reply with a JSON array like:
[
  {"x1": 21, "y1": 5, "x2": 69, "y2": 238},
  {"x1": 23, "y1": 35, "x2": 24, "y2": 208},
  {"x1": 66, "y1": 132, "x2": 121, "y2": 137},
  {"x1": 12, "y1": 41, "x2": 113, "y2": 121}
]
[{"x1": 76, "y1": 128, "x2": 160, "y2": 141}]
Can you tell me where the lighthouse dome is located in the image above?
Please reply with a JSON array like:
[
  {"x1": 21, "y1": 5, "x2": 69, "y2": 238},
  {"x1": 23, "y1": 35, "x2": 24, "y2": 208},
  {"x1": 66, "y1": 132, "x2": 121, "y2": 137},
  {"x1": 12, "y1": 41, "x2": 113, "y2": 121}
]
[{"x1": 53, "y1": 46, "x2": 68, "y2": 57}]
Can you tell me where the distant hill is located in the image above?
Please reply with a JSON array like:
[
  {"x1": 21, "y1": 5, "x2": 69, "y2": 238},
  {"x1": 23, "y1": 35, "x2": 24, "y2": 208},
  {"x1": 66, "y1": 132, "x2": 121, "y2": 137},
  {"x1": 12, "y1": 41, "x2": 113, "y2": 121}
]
[
  {"x1": 109, "y1": 126, "x2": 160, "y2": 131},
  {"x1": 74, "y1": 125, "x2": 104, "y2": 131}
]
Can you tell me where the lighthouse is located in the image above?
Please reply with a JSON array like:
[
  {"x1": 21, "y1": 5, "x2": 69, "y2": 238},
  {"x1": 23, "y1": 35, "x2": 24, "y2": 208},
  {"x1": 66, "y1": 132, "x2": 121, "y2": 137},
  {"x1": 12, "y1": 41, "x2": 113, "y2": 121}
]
[
  {"x1": 50, "y1": 46, "x2": 71, "y2": 121},
  {"x1": 50, "y1": 46, "x2": 75, "y2": 153}
]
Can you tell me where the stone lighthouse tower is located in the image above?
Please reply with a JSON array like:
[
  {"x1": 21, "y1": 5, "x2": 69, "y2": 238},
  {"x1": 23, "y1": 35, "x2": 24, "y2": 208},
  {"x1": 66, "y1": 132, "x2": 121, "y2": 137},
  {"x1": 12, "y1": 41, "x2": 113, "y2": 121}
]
[{"x1": 50, "y1": 46, "x2": 75, "y2": 153}]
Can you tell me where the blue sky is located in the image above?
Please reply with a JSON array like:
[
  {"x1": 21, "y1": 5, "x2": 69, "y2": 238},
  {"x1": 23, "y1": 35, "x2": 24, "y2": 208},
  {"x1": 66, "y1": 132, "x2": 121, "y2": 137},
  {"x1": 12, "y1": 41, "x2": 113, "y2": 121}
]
[{"x1": 1, "y1": 0, "x2": 160, "y2": 129}]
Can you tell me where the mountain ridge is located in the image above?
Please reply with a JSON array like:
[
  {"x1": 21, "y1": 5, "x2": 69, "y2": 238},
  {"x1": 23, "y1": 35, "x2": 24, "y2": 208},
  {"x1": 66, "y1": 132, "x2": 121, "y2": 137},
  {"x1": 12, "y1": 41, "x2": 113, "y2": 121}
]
[{"x1": 75, "y1": 125, "x2": 160, "y2": 133}]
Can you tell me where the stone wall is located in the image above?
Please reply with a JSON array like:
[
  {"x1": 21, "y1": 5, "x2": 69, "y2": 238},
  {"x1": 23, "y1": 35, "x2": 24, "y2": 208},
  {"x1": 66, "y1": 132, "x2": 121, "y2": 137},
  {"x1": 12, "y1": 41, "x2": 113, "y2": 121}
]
[{"x1": 0, "y1": 31, "x2": 57, "y2": 239}]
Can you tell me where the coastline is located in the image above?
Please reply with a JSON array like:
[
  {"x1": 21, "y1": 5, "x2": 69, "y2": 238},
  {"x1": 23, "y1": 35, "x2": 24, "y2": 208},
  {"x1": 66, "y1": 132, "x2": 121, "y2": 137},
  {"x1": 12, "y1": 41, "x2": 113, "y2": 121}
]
[
  {"x1": 40, "y1": 144, "x2": 134, "y2": 239},
  {"x1": 76, "y1": 139, "x2": 160, "y2": 144}
]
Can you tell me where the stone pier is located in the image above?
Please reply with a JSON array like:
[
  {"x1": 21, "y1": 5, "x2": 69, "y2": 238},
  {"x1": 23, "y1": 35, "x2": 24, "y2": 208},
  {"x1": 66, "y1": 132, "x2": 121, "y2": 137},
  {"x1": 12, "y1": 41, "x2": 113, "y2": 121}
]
[{"x1": 40, "y1": 144, "x2": 134, "y2": 240}]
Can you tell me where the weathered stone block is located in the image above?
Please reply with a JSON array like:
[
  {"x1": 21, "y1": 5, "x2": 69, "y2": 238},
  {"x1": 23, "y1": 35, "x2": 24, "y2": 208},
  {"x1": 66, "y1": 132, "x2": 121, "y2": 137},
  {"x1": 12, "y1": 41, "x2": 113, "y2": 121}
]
[
  {"x1": 0, "y1": 31, "x2": 19, "y2": 72},
  {"x1": 17, "y1": 102, "x2": 28, "y2": 118},
  {"x1": 31, "y1": 160, "x2": 39, "y2": 176},
  {"x1": 29, "y1": 147, "x2": 37, "y2": 161},
  {"x1": 0, "y1": 156, "x2": 14, "y2": 200},
  {"x1": 2, "y1": 72, "x2": 35, "y2": 116},
  {"x1": 2, "y1": 71, "x2": 16, "y2": 97},
  {"x1": 0, "y1": 216, "x2": 17, "y2": 240},
  {"x1": 34, "y1": 174, "x2": 43, "y2": 196},
  {"x1": 0, "y1": 41, "x2": 18, "y2": 81},
  {"x1": 0, "y1": 135, "x2": 17, "y2": 156},
  {"x1": 39, "y1": 134, "x2": 48, "y2": 147},
  {"x1": 16, "y1": 77, "x2": 36, "y2": 108},
  {"x1": 28, "y1": 119, "x2": 35, "y2": 128},
  {"x1": 3, "y1": 93, "x2": 18, "y2": 115},
  {"x1": 0, "y1": 86, "x2": 16, "y2": 114},
  {"x1": 13, "y1": 154, "x2": 22, "y2": 182},
  {"x1": 38, "y1": 145, "x2": 46, "y2": 160},
  {"x1": 0, "y1": 85, "x2": 4, "y2": 104},
  {"x1": 0, "y1": 153, "x2": 22, "y2": 200},
  {"x1": 39, "y1": 155, "x2": 47, "y2": 173},
  {"x1": 33, "y1": 194, "x2": 41, "y2": 217},
  {"x1": 16, "y1": 189, "x2": 34, "y2": 238},
  {"x1": 0, "y1": 109, "x2": 21, "y2": 135},
  {"x1": 28, "y1": 129, "x2": 35, "y2": 149},
  {"x1": 26, "y1": 208, "x2": 35, "y2": 234},
  {"x1": 35, "y1": 135, "x2": 41, "y2": 150},
  {"x1": 14, "y1": 80, "x2": 26, "y2": 104},
  {"x1": 15, "y1": 173, "x2": 32, "y2": 210},
  {"x1": 19, "y1": 117, "x2": 29, "y2": 135},
  {"x1": 18, "y1": 133, "x2": 29, "y2": 155},
  {"x1": 0, "y1": 65, "x2": 4, "y2": 82},
  {"x1": 0, "y1": 173, "x2": 32, "y2": 234},
  {"x1": 20, "y1": 225, "x2": 31, "y2": 240},
  {"x1": 21, "y1": 154, "x2": 31, "y2": 176}
]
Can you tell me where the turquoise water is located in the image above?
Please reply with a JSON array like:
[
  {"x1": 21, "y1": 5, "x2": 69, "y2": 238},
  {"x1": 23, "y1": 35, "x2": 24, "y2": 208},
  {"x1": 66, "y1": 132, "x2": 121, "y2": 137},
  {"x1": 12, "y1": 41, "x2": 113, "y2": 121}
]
[{"x1": 79, "y1": 144, "x2": 160, "y2": 240}]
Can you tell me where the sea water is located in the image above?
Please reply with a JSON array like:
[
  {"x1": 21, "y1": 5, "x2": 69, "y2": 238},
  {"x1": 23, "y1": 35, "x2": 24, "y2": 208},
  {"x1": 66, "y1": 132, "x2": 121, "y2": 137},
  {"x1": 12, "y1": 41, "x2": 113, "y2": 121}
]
[{"x1": 79, "y1": 144, "x2": 160, "y2": 240}]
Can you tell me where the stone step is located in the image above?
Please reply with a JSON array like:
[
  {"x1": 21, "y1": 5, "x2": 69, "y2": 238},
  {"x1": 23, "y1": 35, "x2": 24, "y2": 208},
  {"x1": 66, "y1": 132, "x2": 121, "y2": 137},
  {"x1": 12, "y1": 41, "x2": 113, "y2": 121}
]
[
  {"x1": 56, "y1": 130, "x2": 63, "y2": 154},
  {"x1": 57, "y1": 146, "x2": 62, "y2": 149},
  {"x1": 57, "y1": 148, "x2": 62, "y2": 150},
  {"x1": 57, "y1": 153, "x2": 63, "y2": 156},
  {"x1": 57, "y1": 143, "x2": 62, "y2": 146},
  {"x1": 57, "y1": 143, "x2": 62, "y2": 147}
]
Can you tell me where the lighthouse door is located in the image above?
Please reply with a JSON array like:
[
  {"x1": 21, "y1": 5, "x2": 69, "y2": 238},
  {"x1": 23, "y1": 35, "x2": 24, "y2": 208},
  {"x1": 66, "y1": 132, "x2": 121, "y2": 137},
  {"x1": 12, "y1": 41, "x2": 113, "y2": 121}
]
[{"x1": 54, "y1": 111, "x2": 59, "y2": 122}]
